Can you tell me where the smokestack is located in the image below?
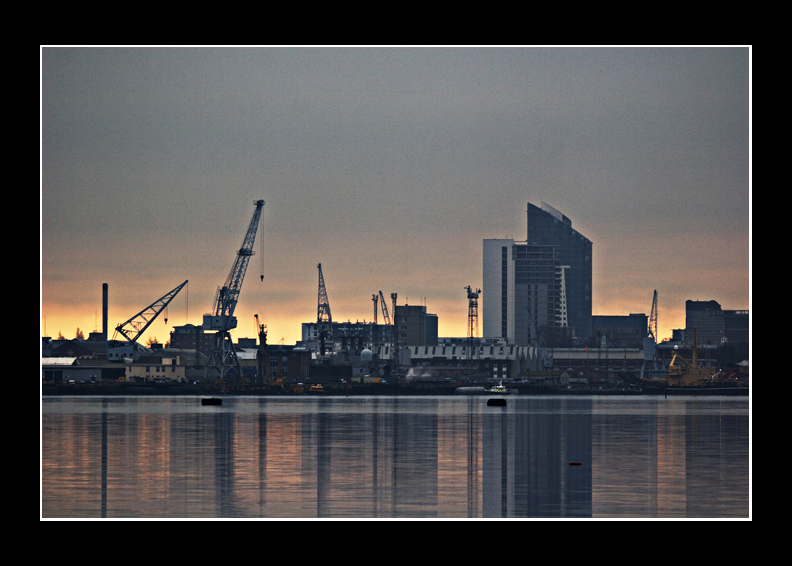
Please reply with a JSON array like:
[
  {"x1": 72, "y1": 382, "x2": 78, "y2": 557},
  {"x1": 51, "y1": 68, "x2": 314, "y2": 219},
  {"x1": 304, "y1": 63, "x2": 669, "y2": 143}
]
[{"x1": 103, "y1": 283, "x2": 108, "y2": 341}]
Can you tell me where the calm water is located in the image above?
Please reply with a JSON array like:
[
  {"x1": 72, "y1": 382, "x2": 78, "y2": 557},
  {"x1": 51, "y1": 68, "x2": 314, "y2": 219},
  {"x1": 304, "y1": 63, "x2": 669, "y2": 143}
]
[{"x1": 41, "y1": 395, "x2": 750, "y2": 519}]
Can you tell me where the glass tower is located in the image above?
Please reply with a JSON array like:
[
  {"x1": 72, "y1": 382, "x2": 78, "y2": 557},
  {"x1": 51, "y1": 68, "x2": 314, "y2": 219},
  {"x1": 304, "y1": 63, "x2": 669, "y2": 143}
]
[
  {"x1": 483, "y1": 202, "x2": 592, "y2": 344},
  {"x1": 526, "y1": 202, "x2": 592, "y2": 341}
]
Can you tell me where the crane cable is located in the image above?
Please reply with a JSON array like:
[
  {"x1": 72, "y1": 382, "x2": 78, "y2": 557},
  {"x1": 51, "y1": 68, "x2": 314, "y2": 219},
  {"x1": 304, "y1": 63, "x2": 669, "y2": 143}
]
[{"x1": 259, "y1": 209, "x2": 264, "y2": 282}]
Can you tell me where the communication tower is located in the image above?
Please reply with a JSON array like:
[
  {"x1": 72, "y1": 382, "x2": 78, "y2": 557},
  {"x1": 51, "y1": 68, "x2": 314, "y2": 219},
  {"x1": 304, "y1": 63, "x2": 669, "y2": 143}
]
[{"x1": 464, "y1": 286, "x2": 480, "y2": 360}]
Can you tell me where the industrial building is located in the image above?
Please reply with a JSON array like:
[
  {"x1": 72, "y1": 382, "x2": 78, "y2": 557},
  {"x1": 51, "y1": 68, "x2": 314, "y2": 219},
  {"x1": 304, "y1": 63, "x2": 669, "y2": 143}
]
[
  {"x1": 301, "y1": 321, "x2": 393, "y2": 353},
  {"x1": 169, "y1": 323, "x2": 217, "y2": 356},
  {"x1": 123, "y1": 356, "x2": 186, "y2": 383},
  {"x1": 403, "y1": 342, "x2": 538, "y2": 382},
  {"x1": 592, "y1": 314, "x2": 649, "y2": 349},
  {"x1": 394, "y1": 304, "x2": 438, "y2": 347},
  {"x1": 685, "y1": 300, "x2": 749, "y2": 346},
  {"x1": 483, "y1": 201, "x2": 593, "y2": 346}
]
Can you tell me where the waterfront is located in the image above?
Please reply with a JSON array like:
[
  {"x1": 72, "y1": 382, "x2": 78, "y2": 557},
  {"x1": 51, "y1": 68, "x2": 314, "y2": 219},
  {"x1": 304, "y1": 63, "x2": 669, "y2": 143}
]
[{"x1": 41, "y1": 395, "x2": 750, "y2": 519}]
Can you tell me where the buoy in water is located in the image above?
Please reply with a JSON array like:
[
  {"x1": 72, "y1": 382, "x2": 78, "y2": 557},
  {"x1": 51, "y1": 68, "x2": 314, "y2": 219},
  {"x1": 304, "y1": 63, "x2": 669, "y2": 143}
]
[
  {"x1": 487, "y1": 398, "x2": 507, "y2": 407},
  {"x1": 202, "y1": 398, "x2": 222, "y2": 406},
  {"x1": 569, "y1": 462, "x2": 582, "y2": 466}
]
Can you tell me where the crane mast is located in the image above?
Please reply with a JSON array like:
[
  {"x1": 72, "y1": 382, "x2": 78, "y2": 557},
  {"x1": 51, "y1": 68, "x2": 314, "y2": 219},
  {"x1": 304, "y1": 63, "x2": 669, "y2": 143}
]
[
  {"x1": 386, "y1": 291, "x2": 398, "y2": 363},
  {"x1": 378, "y1": 290, "x2": 391, "y2": 326},
  {"x1": 204, "y1": 200, "x2": 265, "y2": 380}
]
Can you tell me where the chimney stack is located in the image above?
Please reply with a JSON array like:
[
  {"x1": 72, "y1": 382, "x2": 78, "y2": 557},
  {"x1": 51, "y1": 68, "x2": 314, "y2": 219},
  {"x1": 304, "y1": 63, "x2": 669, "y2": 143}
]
[{"x1": 103, "y1": 283, "x2": 108, "y2": 341}]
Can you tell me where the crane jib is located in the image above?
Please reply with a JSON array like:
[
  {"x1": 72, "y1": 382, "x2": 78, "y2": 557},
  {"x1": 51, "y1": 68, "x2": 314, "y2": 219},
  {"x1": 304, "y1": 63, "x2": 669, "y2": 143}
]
[{"x1": 212, "y1": 200, "x2": 265, "y2": 319}]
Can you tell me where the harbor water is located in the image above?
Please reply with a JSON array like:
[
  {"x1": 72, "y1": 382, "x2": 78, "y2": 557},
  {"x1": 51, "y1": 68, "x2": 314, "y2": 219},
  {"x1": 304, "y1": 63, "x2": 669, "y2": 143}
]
[{"x1": 41, "y1": 395, "x2": 750, "y2": 519}]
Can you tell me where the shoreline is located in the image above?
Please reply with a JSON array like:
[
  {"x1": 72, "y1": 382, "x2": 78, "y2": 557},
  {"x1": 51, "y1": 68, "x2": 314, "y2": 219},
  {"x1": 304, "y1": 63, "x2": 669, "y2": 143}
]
[{"x1": 41, "y1": 382, "x2": 749, "y2": 397}]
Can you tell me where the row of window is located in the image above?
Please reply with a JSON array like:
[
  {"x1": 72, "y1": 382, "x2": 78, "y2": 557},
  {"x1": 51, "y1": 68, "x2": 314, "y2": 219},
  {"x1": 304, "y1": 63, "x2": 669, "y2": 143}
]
[
  {"x1": 413, "y1": 346, "x2": 516, "y2": 356},
  {"x1": 144, "y1": 366, "x2": 176, "y2": 373}
]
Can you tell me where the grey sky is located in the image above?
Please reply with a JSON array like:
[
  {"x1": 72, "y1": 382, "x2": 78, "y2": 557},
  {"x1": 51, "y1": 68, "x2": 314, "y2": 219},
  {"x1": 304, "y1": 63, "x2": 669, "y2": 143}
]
[{"x1": 41, "y1": 46, "x2": 750, "y2": 343}]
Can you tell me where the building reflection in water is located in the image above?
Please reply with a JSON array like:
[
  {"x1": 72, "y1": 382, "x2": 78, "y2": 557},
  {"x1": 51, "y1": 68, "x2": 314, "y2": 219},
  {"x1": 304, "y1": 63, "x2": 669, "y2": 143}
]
[
  {"x1": 41, "y1": 397, "x2": 748, "y2": 519},
  {"x1": 590, "y1": 398, "x2": 748, "y2": 517}
]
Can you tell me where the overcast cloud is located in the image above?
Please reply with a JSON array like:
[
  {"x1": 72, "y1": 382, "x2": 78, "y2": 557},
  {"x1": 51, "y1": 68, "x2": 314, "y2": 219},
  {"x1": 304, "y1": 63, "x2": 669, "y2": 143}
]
[{"x1": 41, "y1": 46, "x2": 750, "y2": 344}]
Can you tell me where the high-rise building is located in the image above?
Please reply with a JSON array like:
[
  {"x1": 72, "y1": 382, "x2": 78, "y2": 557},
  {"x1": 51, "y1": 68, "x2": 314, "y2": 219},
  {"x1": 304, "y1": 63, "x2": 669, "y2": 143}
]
[{"x1": 483, "y1": 202, "x2": 592, "y2": 344}]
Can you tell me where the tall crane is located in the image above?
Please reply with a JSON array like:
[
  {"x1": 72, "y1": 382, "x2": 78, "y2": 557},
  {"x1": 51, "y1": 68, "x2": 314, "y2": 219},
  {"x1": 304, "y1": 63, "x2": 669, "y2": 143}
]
[
  {"x1": 113, "y1": 280, "x2": 188, "y2": 349},
  {"x1": 648, "y1": 289, "x2": 658, "y2": 342},
  {"x1": 204, "y1": 200, "x2": 265, "y2": 380},
  {"x1": 317, "y1": 263, "x2": 332, "y2": 324},
  {"x1": 317, "y1": 263, "x2": 333, "y2": 355}
]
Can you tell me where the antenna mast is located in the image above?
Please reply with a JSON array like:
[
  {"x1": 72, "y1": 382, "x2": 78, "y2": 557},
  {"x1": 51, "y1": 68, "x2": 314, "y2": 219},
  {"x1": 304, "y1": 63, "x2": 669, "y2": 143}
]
[{"x1": 464, "y1": 286, "x2": 481, "y2": 360}]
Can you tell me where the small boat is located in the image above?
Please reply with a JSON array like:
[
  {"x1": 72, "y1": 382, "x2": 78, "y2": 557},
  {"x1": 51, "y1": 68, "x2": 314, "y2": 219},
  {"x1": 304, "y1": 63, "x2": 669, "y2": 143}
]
[
  {"x1": 487, "y1": 381, "x2": 509, "y2": 394},
  {"x1": 202, "y1": 398, "x2": 222, "y2": 406}
]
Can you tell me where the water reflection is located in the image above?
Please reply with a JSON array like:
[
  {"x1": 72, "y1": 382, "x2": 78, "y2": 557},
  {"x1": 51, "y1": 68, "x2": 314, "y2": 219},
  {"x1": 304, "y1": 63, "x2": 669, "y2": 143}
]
[
  {"x1": 41, "y1": 396, "x2": 749, "y2": 518},
  {"x1": 489, "y1": 398, "x2": 593, "y2": 517}
]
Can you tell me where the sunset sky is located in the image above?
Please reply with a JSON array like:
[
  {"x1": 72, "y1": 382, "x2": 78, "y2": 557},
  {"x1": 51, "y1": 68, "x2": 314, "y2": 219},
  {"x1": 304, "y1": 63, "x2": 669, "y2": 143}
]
[{"x1": 41, "y1": 46, "x2": 750, "y2": 347}]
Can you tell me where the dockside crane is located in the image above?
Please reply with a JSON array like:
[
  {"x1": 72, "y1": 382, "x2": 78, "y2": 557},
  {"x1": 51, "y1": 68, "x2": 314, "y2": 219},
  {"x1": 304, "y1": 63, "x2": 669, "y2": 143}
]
[
  {"x1": 317, "y1": 263, "x2": 333, "y2": 355},
  {"x1": 648, "y1": 289, "x2": 658, "y2": 342},
  {"x1": 639, "y1": 289, "x2": 663, "y2": 381},
  {"x1": 204, "y1": 200, "x2": 265, "y2": 380},
  {"x1": 113, "y1": 280, "x2": 188, "y2": 350}
]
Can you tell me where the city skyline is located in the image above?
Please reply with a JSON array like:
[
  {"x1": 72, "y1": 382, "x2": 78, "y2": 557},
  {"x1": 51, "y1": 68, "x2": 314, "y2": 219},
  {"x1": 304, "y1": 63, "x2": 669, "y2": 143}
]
[{"x1": 41, "y1": 46, "x2": 751, "y2": 346}]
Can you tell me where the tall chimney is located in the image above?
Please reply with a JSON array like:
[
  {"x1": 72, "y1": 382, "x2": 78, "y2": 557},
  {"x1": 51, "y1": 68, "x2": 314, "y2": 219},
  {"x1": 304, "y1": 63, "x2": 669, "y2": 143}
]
[{"x1": 103, "y1": 283, "x2": 108, "y2": 341}]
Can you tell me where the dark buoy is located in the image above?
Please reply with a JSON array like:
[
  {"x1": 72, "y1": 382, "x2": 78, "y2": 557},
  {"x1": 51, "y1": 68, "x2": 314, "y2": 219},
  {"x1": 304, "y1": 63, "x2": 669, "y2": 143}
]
[
  {"x1": 487, "y1": 398, "x2": 507, "y2": 407},
  {"x1": 569, "y1": 462, "x2": 582, "y2": 466},
  {"x1": 202, "y1": 398, "x2": 222, "y2": 406}
]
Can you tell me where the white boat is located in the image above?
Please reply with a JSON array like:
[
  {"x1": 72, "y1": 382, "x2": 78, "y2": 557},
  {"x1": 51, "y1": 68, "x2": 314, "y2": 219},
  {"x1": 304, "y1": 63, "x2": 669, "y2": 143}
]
[{"x1": 487, "y1": 381, "x2": 509, "y2": 394}]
